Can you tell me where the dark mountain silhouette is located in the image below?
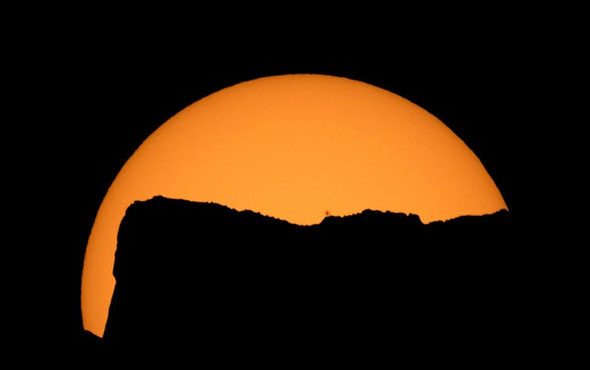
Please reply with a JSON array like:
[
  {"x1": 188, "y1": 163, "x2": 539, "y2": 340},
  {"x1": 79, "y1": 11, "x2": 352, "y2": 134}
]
[{"x1": 101, "y1": 196, "x2": 520, "y2": 357}]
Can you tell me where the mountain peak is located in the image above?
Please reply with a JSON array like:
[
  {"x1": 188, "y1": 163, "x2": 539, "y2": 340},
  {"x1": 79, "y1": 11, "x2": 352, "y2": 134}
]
[{"x1": 105, "y1": 196, "x2": 513, "y2": 350}]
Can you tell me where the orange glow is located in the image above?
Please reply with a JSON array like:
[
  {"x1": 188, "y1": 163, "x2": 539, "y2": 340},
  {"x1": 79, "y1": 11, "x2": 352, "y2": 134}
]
[{"x1": 82, "y1": 74, "x2": 507, "y2": 337}]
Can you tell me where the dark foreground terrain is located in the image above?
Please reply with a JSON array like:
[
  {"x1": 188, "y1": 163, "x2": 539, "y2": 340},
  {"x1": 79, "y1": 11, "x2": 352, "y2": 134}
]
[{"x1": 82, "y1": 196, "x2": 522, "y2": 360}]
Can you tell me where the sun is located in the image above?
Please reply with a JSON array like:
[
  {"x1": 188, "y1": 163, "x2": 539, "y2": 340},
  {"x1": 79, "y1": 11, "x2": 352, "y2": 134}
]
[{"x1": 82, "y1": 74, "x2": 507, "y2": 337}]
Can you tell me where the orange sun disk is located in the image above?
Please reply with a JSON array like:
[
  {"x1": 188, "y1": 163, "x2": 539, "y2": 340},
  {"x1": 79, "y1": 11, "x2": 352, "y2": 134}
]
[{"x1": 82, "y1": 74, "x2": 507, "y2": 337}]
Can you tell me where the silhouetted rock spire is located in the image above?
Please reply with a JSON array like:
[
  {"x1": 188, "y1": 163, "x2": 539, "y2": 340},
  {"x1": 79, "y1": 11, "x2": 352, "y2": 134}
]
[{"x1": 104, "y1": 196, "x2": 515, "y2": 357}]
